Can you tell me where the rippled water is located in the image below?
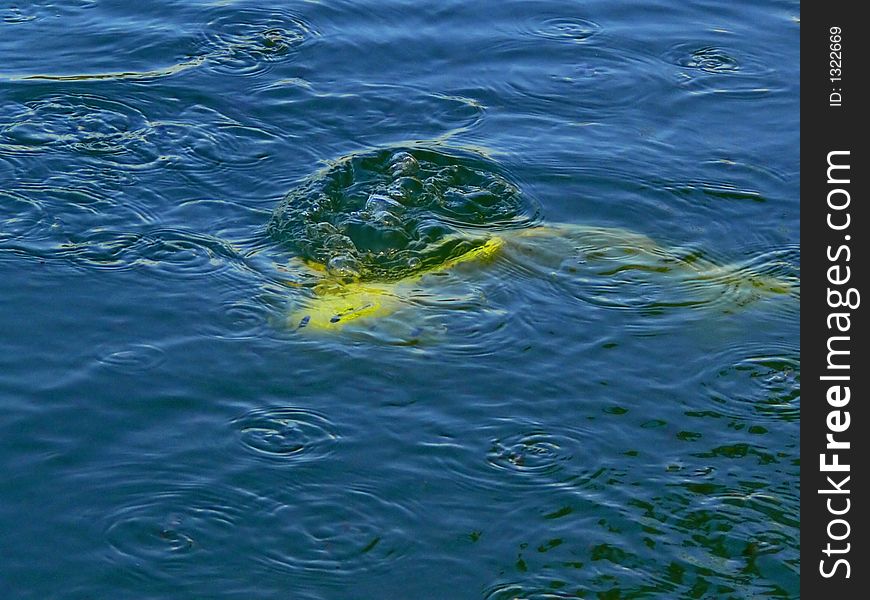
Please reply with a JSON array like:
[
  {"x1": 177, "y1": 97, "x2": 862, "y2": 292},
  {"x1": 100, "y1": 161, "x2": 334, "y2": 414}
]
[{"x1": 1, "y1": 0, "x2": 799, "y2": 597}]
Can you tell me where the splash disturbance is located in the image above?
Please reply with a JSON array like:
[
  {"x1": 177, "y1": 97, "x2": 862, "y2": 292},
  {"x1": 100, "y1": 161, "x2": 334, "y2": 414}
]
[
  {"x1": 268, "y1": 146, "x2": 538, "y2": 281},
  {"x1": 268, "y1": 148, "x2": 794, "y2": 335},
  {"x1": 0, "y1": 0, "x2": 799, "y2": 598}
]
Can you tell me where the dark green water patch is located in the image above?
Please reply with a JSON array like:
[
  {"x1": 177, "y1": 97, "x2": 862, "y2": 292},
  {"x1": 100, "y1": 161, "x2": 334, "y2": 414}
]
[{"x1": 268, "y1": 146, "x2": 540, "y2": 280}]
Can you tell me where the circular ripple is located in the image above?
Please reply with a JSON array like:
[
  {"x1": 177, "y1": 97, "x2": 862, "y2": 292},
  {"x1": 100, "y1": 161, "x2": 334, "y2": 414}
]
[
  {"x1": 487, "y1": 430, "x2": 572, "y2": 476},
  {"x1": 0, "y1": 94, "x2": 160, "y2": 166},
  {"x1": 485, "y1": 583, "x2": 580, "y2": 600},
  {"x1": 97, "y1": 343, "x2": 166, "y2": 372},
  {"x1": 256, "y1": 485, "x2": 414, "y2": 577},
  {"x1": 702, "y1": 353, "x2": 799, "y2": 422},
  {"x1": 675, "y1": 46, "x2": 740, "y2": 74},
  {"x1": 108, "y1": 506, "x2": 199, "y2": 560},
  {"x1": 57, "y1": 227, "x2": 241, "y2": 275},
  {"x1": 151, "y1": 106, "x2": 278, "y2": 174},
  {"x1": 430, "y1": 419, "x2": 604, "y2": 495},
  {"x1": 268, "y1": 146, "x2": 539, "y2": 281},
  {"x1": 662, "y1": 43, "x2": 775, "y2": 96},
  {"x1": 0, "y1": 183, "x2": 160, "y2": 265},
  {"x1": 1, "y1": 180, "x2": 244, "y2": 273},
  {"x1": 215, "y1": 300, "x2": 270, "y2": 340},
  {"x1": 664, "y1": 42, "x2": 774, "y2": 79},
  {"x1": 136, "y1": 229, "x2": 241, "y2": 277},
  {"x1": 198, "y1": 7, "x2": 315, "y2": 76},
  {"x1": 104, "y1": 485, "x2": 250, "y2": 565},
  {"x1": 532, "y1": 17, "x2": 601, "y2": 43},
  {"x1": 233, "y1": 407, "x2": 338, "y2": 463},
  {"x1": 0, "y1": 188, "x2": 49, "y2": 245}
]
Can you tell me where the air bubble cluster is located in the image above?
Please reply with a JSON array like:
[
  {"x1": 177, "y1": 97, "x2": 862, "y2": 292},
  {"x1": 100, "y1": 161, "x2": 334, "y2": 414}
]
[{"x1": 268, "y1": 147, "x2": 539, "y2": 280}]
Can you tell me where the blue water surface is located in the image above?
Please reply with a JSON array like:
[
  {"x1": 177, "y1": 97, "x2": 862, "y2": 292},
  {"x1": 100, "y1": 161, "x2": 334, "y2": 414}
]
[{"x1": 1, "y1": 1, "x2": 799, "y2": 598}]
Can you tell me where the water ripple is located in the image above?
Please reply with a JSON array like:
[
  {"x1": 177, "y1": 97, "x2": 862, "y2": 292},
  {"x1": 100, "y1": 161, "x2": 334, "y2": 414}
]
[
  {"x1": 1, "y1": 218, "x2": 244, "y2": 278},
  {"x1": 481, "y1": 49, "x2": 668, "y2": 120},
  {"x1": 487, "y1": 430, "x2": 572, "y2": 477},
  {"x1": 0, "y1": 188, "x2": 51, "y2": 246},
  {"x1": 1, "y1": 0, "x2": 95, "y2": 24},
  {"x1": 4, "y1": 2, "x2": 313, "y2": 83},
  {"x1": 232, "y1": 407, "x2": 338, "y2": 464},
  {"x1": 484, "y1": 583, "x2": 580, "y2": 600},
  {"x1": 97, "y1": 344, "x2": 166, "y2": 372},
  {"x1": 258, "y1": 84, "x2": 486, "y2": 149},
  {"x1": 498, "y1": 224, "x2": 796, "y2": 315},
  {"x1": 0, "y1": 93, "x2": 282, "y2": 182},
  {"x1": 58, "y1": 227, "x2": 242, "y2": 276},
  {"x1": 197, "y1": 7, "x2": 316, "y2": 77},
  {"x1": 150, "y1": 106, "x2": 279, "y2": 174},
  {"x1": 255, "y1": 485, "x2": 414, "y2": 577},
  {"x1": 699, "y1": 352, "x2": 800, "y2": 422},
  {"x1": 673, "y1": 46, "x2": 741, "y2": 74},
  {"x1": 528, "y1": 17, "x2": 601, "y2": 43},
  {"x1": 214, "y1": 299, "x2": 272, "y2": 341},
  {"x1": 0, "y1": 183, "x2": 160, "y2": 264},
  {"x1": 431, "y1": 419, "x2": 604, "y2": 495},
  {"x1": 103, "y1": 484, "x2": 255, "y2": 565},
  {"x1": 0, "y1": 94, "x2": 158, "y2": 165},
  {"x1": 664, "y1": 42, "x2": 777, "y2": 96}
]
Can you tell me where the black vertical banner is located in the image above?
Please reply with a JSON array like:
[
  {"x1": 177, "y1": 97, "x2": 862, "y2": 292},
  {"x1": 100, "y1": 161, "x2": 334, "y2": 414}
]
[{"x1": 802, "y1": 2, "x2": 867, "y2": 597}]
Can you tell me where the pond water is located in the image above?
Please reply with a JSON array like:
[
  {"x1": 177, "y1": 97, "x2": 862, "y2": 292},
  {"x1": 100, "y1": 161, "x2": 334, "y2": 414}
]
[{"x1": 1, "y1": 1, "x2": 800, "y2": 598}]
